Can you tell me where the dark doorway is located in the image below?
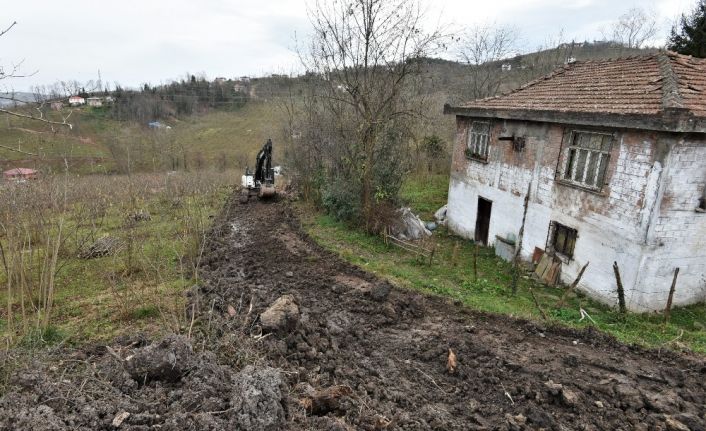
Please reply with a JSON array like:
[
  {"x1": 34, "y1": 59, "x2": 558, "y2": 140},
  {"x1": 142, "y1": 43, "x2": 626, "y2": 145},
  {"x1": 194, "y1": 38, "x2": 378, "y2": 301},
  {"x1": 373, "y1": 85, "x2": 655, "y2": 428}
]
[{"x1": 475, "y1": 197, "x2": 492, "y2": 245}]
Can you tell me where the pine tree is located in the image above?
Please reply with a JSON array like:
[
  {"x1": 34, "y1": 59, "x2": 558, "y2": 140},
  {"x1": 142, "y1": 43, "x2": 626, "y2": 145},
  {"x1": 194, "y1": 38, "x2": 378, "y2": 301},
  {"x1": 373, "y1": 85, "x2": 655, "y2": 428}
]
[{"x1": 668, "y1": 0, "x2": 706, "y2": 57}]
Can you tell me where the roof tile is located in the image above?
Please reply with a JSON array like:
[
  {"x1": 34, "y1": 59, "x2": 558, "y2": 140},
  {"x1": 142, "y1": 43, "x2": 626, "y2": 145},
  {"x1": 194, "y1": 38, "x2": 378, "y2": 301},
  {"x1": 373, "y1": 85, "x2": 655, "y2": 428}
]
[{"x1": 457, "y1": 52, "x2": 706, "y2": 118}]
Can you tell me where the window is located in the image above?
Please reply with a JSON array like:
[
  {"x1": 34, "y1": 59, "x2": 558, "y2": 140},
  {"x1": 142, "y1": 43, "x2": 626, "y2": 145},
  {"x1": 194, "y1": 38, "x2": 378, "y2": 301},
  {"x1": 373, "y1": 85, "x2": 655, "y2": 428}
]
[
  {"x1": 466, "y1": 121, "x2": 491, "y2": 161},
  {"x1": 550, "y1": 222, "x2": 577, "y2": 259},
  {"x1": 563, "y1": 131, "x2": 613, "y2": 190}
]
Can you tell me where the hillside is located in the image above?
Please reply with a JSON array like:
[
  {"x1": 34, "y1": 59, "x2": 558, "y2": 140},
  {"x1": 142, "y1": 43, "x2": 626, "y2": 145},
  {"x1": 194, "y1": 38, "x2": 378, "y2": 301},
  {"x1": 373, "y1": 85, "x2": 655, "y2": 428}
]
[
  {"x1": 0, "y1": 42, "x2": 655, "y2": 175},
  {"x1": 0, "y1": 101, "x2": 287, "y2": 174}
]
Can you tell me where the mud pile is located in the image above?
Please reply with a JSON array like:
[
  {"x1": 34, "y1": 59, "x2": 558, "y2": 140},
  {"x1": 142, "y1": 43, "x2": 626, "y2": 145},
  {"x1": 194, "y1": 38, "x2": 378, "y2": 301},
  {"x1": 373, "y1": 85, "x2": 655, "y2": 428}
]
[
  {"x1": 1, "y1": 196, "x2": 705, "y2": 430},
  {"x1": 0, "y1": 335, "x2": 287, "y2": 430}
]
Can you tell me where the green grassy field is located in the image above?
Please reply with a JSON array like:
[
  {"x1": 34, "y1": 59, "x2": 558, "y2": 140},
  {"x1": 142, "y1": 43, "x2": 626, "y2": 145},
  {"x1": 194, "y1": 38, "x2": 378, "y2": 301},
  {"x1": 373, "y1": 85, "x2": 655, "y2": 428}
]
[
  {"x1": 0, "y1": 101, "x2": 286, "y2": 174},
  {"x1": 300, "y1": 174, "x2": 706, "y2": 353}
]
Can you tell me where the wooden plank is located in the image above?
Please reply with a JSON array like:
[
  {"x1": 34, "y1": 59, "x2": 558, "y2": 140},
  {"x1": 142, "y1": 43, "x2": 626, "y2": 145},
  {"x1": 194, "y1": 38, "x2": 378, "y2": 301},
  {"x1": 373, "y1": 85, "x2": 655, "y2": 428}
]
[{"x1": 535, "y1": 253, "x2": 551, "y2": 278}]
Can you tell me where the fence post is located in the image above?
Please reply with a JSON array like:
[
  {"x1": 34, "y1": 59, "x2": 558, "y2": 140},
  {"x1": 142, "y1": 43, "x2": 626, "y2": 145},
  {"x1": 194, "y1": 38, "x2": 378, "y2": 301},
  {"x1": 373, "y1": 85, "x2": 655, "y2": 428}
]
[
  {"x1": 473, "y1": 243, "x2": 478, "y2": 282},
  {"x1": 612, "y1": 261, "x2": 626, "y2": 314},
  {"x1": 663, "y1": 267, "x2": 680, "y2": 325},
  {"x1": 511, "y1": 182, "x2": 532, "y2": 295},
  {"x1": 451, "y1": 241, "x2": 459, "y2": 267},
  {"x1": 555, "y1": 261, "x2": 589, "y2": 308}
]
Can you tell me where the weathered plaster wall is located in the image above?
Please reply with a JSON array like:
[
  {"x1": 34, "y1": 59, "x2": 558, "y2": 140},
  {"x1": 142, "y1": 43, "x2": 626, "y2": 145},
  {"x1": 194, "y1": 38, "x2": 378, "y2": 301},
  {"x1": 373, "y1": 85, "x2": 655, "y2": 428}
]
[
  {"x1": 633, "y1": 136, "x2": 706, "y2": 309},
  {"x1": 447, "y1": 116, "x2": 704, "y2": 310}
]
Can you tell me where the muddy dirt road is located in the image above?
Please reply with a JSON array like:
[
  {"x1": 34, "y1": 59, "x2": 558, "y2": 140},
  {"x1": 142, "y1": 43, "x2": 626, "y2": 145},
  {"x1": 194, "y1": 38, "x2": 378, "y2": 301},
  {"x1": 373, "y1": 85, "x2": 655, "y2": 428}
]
[{"x1": 2, "y1": 196, "x2": 705, "y2": 430}]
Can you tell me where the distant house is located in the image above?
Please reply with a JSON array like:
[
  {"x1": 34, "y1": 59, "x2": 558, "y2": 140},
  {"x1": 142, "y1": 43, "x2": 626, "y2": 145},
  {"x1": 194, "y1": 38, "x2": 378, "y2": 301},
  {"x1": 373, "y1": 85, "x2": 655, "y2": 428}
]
[
  {"x1": 68, "y1": 96, "x2": 85, "y2": 106},
  {"x1": 50, "y1": 101, "x2": 64, "y2": 110},
  {"x1": 104, "y1": 96, "x2": 115, "y2": 103},
  {"x1": 3, "y1": 168, "x2": 39, "y2": 182},
  {"x1": 86, "y1": 97, "x2": 103, "y2": 107},
  {"x1": 443, "y1": 51, "x2": 706, "y2": 311},
  {"x1": 214, "y1": 77, "x2": 227, "y2": 84},
  {"x1": 501, "y1": 63, "x2": 512, "y2": 72}
]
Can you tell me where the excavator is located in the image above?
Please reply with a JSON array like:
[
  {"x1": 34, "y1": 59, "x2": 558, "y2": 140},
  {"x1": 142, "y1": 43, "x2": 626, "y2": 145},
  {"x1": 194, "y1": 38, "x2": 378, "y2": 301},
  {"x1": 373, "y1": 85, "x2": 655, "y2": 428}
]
[{"x1": 240, "y1": 138, "x2": 276, "y2": 203}]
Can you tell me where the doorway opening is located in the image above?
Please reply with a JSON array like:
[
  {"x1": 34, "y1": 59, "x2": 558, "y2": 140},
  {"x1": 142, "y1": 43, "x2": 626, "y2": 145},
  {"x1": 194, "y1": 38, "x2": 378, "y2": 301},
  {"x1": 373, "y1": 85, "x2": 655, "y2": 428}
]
[{"x1": 475, "y1": 197, "x2": 492, "y2": 245}]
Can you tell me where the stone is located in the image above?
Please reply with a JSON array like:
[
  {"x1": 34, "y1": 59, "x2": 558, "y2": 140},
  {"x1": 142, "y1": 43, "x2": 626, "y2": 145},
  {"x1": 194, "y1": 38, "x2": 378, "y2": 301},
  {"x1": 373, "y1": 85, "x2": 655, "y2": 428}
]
[
  {"x1": 368, "y1": 283, "x2": 391, "y2": 302},
  {"x1": 260, "y1": 295, "x2": 300, "y2": 333},
  {"x1": 664, "y1": 416, "x2": 690, "y2": 431},
  {"x1": 124, "y1": 335, "x2": 193, "y2": 383},
  {"x1": 112, "y1": 411, "x2": 130, "y2": 427},
  {"x1": 561, "y1": 388, "x2": 579, "y2": 406}
]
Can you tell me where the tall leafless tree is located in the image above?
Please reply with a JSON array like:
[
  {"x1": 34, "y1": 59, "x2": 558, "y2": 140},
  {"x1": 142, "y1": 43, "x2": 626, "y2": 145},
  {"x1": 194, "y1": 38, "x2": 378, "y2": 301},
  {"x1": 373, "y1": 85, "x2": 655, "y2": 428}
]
[
  {"x1": 456, "y1": 24, "x2": 519, "y2": 100},
  {"x1": 295, "y1": 0, "x2": 445, "y2": 228},
  {"x1": 606, "y1": 7, "x2": 659, "y2": 49}
]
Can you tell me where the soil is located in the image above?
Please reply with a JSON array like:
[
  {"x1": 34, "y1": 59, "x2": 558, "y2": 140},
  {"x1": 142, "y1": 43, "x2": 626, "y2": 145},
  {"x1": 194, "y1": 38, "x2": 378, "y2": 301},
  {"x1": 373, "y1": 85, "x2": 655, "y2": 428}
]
[{"x1": 2, "y1": 195, "x2": 706, "y2": 430}]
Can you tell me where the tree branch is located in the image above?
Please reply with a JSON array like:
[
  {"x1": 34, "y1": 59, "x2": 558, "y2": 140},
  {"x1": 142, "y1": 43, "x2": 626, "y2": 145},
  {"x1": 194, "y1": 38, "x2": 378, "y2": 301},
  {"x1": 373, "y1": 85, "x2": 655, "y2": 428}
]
[
  {"x1": 0, "y1": 21, "x2": 17, "y2": 38},
  {"x1": 0, "y1": 108, "x2": 73, "y2": 129}
]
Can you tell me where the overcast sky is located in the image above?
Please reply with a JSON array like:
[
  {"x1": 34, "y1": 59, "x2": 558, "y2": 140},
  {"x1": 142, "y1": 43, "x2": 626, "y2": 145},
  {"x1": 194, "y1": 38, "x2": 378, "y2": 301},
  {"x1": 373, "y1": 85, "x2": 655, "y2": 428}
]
[{"x1": 1, "y1": 0, "x2": 695, "y2": 91}]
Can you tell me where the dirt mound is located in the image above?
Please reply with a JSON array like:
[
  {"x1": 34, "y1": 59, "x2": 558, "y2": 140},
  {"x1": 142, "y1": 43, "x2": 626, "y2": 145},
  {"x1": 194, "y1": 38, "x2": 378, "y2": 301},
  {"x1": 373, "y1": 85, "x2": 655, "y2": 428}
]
[
  {"x1": 0, "y1": 334, "x2": 287, "y2": 430},
  {"x1": 2, "y1": 195, "x2": 705, "y2": 430}
]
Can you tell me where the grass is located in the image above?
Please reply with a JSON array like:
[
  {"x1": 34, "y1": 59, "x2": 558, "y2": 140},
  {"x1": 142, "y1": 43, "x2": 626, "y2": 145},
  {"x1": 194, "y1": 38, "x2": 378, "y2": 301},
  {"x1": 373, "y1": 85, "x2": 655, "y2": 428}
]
[
  {"x1": 0, "y1": 170, "x2": 233, "y2": 346},
  {"x1": 0, "y1": 101, "x2": 286, "y2": 174},
  {"x1": 300, "y1": 173, "x2": 706, "y2": 354}
]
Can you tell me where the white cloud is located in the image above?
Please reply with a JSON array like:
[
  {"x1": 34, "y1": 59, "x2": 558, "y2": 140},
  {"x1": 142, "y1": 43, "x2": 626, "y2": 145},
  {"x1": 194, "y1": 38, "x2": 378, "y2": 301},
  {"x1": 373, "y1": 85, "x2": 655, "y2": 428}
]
[{"x1": 1, "y1": 0, "x2": 694, "y2": 91}]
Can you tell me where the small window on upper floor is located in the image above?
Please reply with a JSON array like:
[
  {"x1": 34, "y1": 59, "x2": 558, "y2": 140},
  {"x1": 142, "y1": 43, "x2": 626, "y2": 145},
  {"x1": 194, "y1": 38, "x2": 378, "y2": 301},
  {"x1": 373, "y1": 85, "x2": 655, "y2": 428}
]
[
  {"x1": 563, "y1": 131, "x2": 613, "y2": 191},
  {"x1": 465, "y1": 121, "x2": 491, "y2": 161}
]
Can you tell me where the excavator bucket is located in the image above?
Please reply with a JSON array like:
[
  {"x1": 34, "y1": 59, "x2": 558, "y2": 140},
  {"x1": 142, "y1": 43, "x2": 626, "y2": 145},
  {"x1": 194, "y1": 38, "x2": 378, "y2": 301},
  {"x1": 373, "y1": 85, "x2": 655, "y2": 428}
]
[{"x1": 258, "y1": 183, "x2": 276, "y2": 199}]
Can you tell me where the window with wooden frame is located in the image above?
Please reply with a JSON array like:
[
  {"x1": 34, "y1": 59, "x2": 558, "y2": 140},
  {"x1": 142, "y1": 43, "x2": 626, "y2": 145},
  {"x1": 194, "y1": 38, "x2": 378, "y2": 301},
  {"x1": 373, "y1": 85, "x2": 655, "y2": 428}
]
[
  {"x1": 550, "y1": 222, "x2": 577, "y2": 259},
  {"x1": 563, "y1": 131, "x2": 613, "y2": 191},
  {"x1": 465, "y1": 121, "x2": 491, "y2": 161}
]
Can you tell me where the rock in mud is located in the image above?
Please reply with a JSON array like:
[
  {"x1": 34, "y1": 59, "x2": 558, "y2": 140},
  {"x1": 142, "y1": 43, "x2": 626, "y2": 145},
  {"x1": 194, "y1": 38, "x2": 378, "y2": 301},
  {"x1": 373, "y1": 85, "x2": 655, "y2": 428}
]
[
  {"x1": 124, "y1": 335, "x2": 193, "y2": 383},
  {"x1": 260, "y1": 294, "x2": 300, "y2": 333},
  {"x1": 368, "y1": 282, "x2": 391, "y2": 302},
  {"x1": 229, "y1": 366, "x2": 287, "y2": 430}
]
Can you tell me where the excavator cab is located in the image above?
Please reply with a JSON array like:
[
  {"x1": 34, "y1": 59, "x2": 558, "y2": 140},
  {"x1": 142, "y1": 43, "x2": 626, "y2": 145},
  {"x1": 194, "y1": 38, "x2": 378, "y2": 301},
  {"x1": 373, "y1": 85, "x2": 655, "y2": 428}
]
[{"x1": 240, "y1": 139, "x2": 276, "y2": 203}]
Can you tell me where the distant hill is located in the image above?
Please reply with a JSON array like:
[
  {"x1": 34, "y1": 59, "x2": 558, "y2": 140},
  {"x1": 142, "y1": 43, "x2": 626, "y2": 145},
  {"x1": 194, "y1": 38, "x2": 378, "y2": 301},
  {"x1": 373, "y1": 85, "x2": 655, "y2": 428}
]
[
  {"x1": 0, "y1": 92, "x2": 38, "y2": 107},
  {"x1": 415, "y1": 41, "x2": 656, "y2": 104}
]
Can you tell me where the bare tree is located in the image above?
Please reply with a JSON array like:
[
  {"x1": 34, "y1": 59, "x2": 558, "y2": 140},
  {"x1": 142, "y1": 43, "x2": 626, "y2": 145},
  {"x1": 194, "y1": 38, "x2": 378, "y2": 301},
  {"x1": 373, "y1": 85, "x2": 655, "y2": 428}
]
[
  {"x1": 0, "y1": 21, "x2": 73, "y2": 130},
  {"x1": 295, "y1": 0, "x2": 445, "y2": 229},
  {"x1": 606, "y1": 7, "x2": 658, "y2": 49},
  {"x1": 456, "y1": 24, "x2": 519, "y2": 99}
]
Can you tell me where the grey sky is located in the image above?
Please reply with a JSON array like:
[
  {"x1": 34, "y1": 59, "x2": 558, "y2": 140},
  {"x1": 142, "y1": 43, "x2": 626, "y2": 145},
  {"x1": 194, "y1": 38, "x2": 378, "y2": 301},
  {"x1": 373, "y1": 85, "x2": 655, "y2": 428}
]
[{"x1": 1, "y1": 0, "x2": 695, "y2": 91}]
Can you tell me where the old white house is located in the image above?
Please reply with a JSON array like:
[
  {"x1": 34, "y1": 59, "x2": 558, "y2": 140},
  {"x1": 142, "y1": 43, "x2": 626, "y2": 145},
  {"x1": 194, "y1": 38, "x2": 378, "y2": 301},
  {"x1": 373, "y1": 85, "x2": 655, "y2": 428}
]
[{"x1": 444, "y1": 52, "x2": 706, "y2": 311}]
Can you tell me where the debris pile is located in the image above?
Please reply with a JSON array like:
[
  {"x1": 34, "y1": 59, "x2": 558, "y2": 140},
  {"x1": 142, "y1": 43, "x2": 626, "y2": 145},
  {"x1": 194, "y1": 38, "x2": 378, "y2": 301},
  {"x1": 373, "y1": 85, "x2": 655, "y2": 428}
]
[{"x1": 389, "y1": 207, "x2": 431, "y2": 240}]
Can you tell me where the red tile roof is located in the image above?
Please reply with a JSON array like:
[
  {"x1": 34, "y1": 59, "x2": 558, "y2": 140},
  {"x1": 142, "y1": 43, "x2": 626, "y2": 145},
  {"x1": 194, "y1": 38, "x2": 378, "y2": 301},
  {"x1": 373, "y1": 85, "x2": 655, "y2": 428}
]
[
  {"x1": 446, "y1": 51, "x2": 706, "y2": 132},
  {"x1": 3, "y1": 168, "x2": 37, "y2": 175}
]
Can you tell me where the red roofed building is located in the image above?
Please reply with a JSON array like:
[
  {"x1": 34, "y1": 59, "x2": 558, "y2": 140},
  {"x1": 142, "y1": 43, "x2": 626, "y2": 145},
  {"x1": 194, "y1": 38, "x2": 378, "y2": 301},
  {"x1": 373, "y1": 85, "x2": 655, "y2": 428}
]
[
  {"x1": 3, "y1": 168, "x2": 39, "y2": 181},
  {"x1": 444, "y1": 51, "x2": 706, "y2": 311}
]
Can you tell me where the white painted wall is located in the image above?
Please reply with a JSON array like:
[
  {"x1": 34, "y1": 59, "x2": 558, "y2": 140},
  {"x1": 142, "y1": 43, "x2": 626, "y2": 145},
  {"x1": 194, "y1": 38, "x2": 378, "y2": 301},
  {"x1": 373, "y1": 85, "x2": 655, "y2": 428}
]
[{"x1": 633, "y1": 137, "x2": 706, "y2": 309}]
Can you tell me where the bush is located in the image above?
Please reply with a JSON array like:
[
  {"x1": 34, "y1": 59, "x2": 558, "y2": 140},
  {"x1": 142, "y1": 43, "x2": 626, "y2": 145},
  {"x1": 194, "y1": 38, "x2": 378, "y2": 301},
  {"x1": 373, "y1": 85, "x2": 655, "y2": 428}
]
[{"x1": 321, "y1": 178, "x2": 362, "y2": 222}]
